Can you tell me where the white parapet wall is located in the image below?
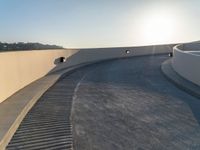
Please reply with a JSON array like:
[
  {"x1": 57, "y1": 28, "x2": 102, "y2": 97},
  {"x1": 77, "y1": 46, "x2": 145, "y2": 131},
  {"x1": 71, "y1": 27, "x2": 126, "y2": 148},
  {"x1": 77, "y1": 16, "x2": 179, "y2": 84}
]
[
  {"x1": 172, "y1": 44, "x2": 200, "y2": 86},
  {"x1": 0, "y1": 49, "x2": 79, "y2": 103},
  {"x1": 0, "y1": 45, "x2": 173, "y2": 103}
]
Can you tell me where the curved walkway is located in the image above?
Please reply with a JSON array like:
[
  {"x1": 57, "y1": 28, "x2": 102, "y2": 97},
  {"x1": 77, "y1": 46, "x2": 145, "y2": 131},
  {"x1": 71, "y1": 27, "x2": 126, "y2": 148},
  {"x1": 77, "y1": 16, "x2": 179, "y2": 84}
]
[
  {"x1": 8, "y1": 55, "x2": 200, "y2": 150},
  {"x1": 7, "y1": 66, "x2": 92, "y2": 149}
]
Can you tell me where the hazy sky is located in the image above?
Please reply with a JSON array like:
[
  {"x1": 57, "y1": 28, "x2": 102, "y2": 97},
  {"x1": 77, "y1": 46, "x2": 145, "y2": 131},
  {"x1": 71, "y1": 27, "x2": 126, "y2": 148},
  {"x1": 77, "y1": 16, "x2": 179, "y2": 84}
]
[{"x1": 0, "y1": 0, "x2": 200, "y2": 48}]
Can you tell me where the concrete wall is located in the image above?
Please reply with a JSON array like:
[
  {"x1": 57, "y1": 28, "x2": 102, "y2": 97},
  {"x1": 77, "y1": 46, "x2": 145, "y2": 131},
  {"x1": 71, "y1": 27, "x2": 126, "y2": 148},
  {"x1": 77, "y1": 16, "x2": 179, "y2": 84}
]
[
  {"x1": 0, "y1": 49, "x2": 78, "y2": 103},
  {"x1": 172, "y1": 45, "x2": 200, "y2": 86},
  {"x1": 51, "y1": 45, "x2": 174, "y2": 72},
  {"x1": 0, "y1": 45, "x2": 173, "y2": 103}
]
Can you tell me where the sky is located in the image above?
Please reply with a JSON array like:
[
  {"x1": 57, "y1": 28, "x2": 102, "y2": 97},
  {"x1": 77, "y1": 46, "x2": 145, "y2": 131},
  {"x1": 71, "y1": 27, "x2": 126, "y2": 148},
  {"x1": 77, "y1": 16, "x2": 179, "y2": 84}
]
[{"x1": 0, "y1": 0, "x2": 200, "y2": 48}]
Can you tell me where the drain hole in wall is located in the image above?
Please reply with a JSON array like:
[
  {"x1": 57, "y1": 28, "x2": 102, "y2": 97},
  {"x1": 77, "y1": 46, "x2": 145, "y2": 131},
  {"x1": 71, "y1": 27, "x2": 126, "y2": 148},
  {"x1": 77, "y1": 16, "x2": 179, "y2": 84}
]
[
  {"x1": 125, "y1": 50, "x2": 130, "y2": 54},
  {"x1": 168, "y1": 52, "x2": 173, "y2": 57}
]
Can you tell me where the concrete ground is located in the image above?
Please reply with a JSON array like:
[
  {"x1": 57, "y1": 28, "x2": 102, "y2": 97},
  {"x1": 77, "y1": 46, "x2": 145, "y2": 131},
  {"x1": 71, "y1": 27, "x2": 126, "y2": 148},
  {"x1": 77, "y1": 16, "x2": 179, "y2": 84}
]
[
  {"x1": 72, "y1": 55, "x2": 200, "y2": 150},
  {"x1": 7, "y1": 54, "x2": 200, "y2": 150}
]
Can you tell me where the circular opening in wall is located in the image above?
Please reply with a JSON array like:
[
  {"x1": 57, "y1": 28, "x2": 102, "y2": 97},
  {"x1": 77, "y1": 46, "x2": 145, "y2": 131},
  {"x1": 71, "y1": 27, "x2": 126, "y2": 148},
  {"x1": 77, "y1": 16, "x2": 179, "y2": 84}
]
[
  {"x1": 125, "y1": 50, "x2": 130, "y2": 54},
  {"x1": 168, "y1": 52, "x2": 173, "y2": 57}
]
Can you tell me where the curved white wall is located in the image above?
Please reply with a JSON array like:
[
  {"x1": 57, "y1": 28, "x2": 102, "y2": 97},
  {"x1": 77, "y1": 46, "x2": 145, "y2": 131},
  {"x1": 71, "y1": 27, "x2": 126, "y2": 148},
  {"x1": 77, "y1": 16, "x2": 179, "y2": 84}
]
[
  {"x1": 172, "y1": 45, "x2": 200, "y2": 86},
  {"x1": 0, "y1": 45, "x2": 173, "y2": 103},
  {"x1": 0, "y1": 49, "x2": 79, "y2": 103}
]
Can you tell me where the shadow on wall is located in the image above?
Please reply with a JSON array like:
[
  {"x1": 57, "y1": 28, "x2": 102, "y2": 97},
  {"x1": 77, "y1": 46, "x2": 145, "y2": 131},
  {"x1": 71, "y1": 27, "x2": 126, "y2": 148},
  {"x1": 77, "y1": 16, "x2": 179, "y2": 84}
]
[{"x1": 49, "y1": 44, "x2": 175, "y2": 74}]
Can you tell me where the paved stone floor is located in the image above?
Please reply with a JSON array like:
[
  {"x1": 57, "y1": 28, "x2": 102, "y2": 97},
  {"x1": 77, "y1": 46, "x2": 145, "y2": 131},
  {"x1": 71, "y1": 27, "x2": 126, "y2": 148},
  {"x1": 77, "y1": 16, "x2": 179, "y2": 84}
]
[{"x1": 7, "y1": 54, "x2": 200, "y2": 150}]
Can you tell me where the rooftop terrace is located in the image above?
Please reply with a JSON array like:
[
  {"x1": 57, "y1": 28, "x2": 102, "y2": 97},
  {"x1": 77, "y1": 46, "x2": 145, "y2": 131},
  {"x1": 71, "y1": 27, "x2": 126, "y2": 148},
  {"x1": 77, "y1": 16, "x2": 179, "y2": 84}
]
[{"x1": 0, "y1": 43, "x2": 199, "y2": 150}]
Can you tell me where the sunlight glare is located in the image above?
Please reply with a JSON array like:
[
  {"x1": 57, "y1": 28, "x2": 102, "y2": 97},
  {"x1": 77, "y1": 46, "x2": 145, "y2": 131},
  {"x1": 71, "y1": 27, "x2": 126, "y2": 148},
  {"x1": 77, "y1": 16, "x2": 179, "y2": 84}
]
[{"x1": 139, "y1": 11, "x2": 177, "y2": 45}]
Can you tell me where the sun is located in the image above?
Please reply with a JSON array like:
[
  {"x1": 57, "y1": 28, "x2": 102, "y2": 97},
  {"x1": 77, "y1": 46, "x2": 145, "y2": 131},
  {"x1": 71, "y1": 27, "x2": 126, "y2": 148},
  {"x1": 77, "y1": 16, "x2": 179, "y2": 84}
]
[{"x1": 139, "y1": 12, "x2": 177, "y2": 45}]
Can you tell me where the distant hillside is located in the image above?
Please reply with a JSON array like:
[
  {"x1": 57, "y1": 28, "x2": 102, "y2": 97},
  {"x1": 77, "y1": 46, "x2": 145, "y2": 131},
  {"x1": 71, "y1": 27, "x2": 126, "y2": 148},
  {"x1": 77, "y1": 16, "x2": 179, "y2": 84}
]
[{"x1": 0, "y1": 42, "x2": 63, "y2": 51}]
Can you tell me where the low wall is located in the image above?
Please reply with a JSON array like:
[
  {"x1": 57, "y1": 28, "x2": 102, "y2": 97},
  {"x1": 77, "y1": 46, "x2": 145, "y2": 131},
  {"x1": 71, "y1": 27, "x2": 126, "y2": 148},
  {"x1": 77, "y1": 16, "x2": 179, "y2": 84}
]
[
  {"x1": 0, "y1": 49, "x2": 78, "y2": 103},
  {"x1": 0, "y1": 44, "x2": 173, "y2": 103},
  {"x1": 172, "y1": 44, "x2": 200, "y2": 86},
  {"x1": 51, "y1": 45, "x2": 174, "y2": 72}
]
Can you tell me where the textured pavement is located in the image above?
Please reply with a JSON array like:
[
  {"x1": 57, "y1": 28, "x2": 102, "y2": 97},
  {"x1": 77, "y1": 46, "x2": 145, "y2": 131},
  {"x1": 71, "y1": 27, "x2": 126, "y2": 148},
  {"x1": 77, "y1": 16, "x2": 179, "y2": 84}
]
[
  {"x1": 7, "y1": 67, "x2": 91, "y2": 150},
  {"x1": 72, "y1": 55, "x2": 200, "y2": 150},
  {"x1": 7, "y1": 54, "x2": 200, "y2": 150}
]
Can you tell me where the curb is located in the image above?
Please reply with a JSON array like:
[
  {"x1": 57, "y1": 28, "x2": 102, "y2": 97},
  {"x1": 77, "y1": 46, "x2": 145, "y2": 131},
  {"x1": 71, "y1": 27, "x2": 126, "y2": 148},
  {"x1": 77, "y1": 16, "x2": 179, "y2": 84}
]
[{"x1": 161, "y1": 59, "x2": 200, "y2": 99}]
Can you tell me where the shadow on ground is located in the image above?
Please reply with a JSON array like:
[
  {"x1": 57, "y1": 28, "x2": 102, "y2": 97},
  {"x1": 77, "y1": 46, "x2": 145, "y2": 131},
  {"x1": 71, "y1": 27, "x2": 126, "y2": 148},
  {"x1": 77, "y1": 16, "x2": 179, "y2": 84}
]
[{"x1": 71, "y1": 55, "x2": 200, "y2": 150}]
